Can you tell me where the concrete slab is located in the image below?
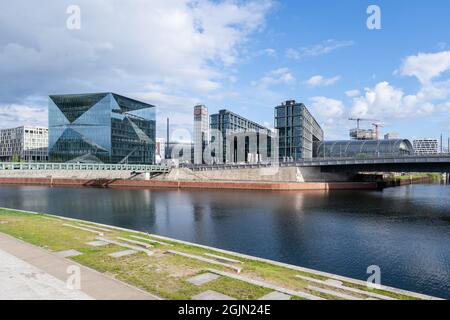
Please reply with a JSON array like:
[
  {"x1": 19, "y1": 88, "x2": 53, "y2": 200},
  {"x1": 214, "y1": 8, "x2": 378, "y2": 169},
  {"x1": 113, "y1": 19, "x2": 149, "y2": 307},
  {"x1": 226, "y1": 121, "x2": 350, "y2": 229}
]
[
  {"x1": 54, "y1": 249, "x2": 82, "y2": 258},
  {"x1": 168, "y1": 250, "x2": 241, "y2": 273},
  {"x1": 0, "y1": 232, "x2": 160, "y2": 300},
  {"x1": 117, "y1": 237, "x2": 153, "y2": 248},
  {"x1": 78, "y1": 224, "x2": 112, "y2": 233},
  {"x1": 108, "y1": 250, "x2": 137, "y2": 258},
  {"x1": 97, "y1": 237, "x2": 153, "y2": 256},
  {"x1": 63, "y1": 224, "x2": 104, "y2": 236},
  {"x1": 187, "y1": 273, "x2": 220, "y2": 286},
  {"x1": 86, "y1": 240, "x2": 109, "y2": 247},
  {"x1": 130, "y1": 235, "x2": 173, "y2": 246},
  {"x1": 307, "y1": 286, "x2": 363, "y2": 300},
  {"x1": 0, "y1": 249, "x2": 92, "y2": 300},
  {"x1": 192, "y1": 290, "x2": 236, "y2": 301},
  {"x1": 295, "y1": 274, "x2": 397, "y2": 300},
  {"x1": 207, "y1": 268, "x2": 325, "y2": 300},
  {"x1": 204, "y1": 253, "x2": 243, "y2": 264},
  {"x1": 259, "y1": 291, "x2": 291, "y2": 300}
]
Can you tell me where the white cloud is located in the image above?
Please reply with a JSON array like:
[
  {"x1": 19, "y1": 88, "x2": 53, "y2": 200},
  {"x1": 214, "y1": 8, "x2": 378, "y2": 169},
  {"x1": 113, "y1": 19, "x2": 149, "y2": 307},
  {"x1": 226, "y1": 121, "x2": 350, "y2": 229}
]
[
  {"x1": 305, "y1": 75, "x2": 341, "y2": 87},
  {"x1": 345, "y1": 89, "x2": 360, "y2": 97},
  {"x1": 309, "y1": 96, "x2": 345, "y2": 118},
  {"x1": 399, "y1": 51, "x2": 450, "y2": 84},
  {"x1": 286, "y1": 39, "x2": 354, "y2": 60},
  {"x1": 350, "y1": 81, "x2": 438, "y2": 119},
  {"x1": 0, "y1": 104, "x2": 47, "y2": 128},
  {"x1": 0, "y1": 0, "x2": 273, "y2": 130},
  {"x1": 251, "y1": 68, "x2": 295, "y2": 88},
  {"x1": 263, "y1": 48, "x2": 276, "y2": 56},
  {"x1": 349, "y1": 50, "x2": 450, "y2": 121}
]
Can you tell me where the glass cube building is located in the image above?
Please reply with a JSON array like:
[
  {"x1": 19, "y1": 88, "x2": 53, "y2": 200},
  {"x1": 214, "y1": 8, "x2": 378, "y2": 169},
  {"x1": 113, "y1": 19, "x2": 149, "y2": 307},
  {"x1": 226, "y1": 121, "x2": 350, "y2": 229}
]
[
  {"x1": 48, "y1": 93, "x2": 156, "y2": 164},
  {"x1": 275, "y1": 100, "x2": 324, "y2": 160}
]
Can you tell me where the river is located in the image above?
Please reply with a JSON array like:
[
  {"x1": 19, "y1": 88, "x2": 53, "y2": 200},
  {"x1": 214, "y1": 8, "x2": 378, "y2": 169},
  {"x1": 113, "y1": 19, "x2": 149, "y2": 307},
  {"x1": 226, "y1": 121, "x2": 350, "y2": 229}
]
[{"x1": 0, "y1": 183, "x2": 449, "y2": 298}]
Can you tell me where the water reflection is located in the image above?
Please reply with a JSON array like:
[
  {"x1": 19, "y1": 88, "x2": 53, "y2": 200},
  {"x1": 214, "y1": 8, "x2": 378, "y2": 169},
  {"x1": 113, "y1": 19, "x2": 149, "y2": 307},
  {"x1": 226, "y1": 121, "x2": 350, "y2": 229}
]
[{"x1": 0, "y1": 184, "x2": 449, "y2": 298}]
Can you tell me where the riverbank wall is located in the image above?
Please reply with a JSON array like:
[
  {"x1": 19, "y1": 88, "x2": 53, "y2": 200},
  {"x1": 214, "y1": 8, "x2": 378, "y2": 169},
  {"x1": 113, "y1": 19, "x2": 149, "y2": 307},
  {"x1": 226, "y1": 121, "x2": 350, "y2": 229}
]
[
  {"x1": 0, "y1": 166, "x2": 377, "y2": 190},
  {"x1": 0, "y1": 177, "x2": 377, "y2": 191},
  {"x1": 381, "y1": 174, "x2": 441, "y2": 188}
]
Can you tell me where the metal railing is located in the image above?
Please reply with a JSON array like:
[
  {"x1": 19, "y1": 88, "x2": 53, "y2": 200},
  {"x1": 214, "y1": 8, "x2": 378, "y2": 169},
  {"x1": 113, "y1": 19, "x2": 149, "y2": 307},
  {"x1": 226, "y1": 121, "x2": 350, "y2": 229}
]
[
  {"x1": 0, "y1": 162, "x2": 170, "y2": 173},
  {"x1": 185, "y1": 154, "x2": 450, "y2": 171}
]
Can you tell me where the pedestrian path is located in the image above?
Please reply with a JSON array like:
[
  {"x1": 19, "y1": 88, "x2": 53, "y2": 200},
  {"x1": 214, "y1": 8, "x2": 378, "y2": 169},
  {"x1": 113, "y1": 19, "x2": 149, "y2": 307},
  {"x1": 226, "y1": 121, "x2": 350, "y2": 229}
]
[{"x1": 0, "y1": 232, "x2": 160, "y2": 300}]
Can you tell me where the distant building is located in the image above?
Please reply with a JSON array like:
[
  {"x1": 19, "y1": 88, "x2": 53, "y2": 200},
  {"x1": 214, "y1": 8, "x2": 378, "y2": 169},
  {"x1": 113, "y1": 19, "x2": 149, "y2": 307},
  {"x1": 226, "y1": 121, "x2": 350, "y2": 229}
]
[
  {"x1": 274, "y1": 100, "x2": 323, "y2": 160},
  {"x1": 165, "y1": 141, "x2": 194, "y2": 164},
  {"x1": 210, "y1": 109, "x2": 274, "y2": 164},
  {"x1": 384, "y1": 132, "x2": 400, "y2": 140},
  {"x1": 316, "y1": 139, "x2": 414, "y2": 158},
  {"x1": 193, "y1": 105, "x2": 209, "y2": 164},
  {"x1": 155, "y1": 138, "x2": 165, "y2": 163},
  {"x1": 0, "y1": 126, "x2": 48, "y2": 162},
  {"x1": 413, "y1": 139, "x2": 439, "y2": 155},
  {"x1": 48, "y1": 93, "x2": 156, "y2": 164}
]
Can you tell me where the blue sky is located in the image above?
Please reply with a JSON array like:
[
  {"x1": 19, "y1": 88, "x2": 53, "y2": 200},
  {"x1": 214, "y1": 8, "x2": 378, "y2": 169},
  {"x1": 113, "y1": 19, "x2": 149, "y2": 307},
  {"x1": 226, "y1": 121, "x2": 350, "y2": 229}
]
[{"x1": 0, "y1": 0, "x2": 449, "y2": 142}]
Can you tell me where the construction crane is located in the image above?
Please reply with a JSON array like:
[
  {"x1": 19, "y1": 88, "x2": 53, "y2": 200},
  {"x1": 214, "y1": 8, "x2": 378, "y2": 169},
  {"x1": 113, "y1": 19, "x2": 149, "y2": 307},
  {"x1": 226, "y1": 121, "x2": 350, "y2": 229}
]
[
  {"x1": 348, "y1": 118, "x2": 380, "y2": 130},
  {"x1": 372, "y1": 123, "x2": 385, "y2": 140},
  {"x1": 348, "y1": 118, "x2": 382, "y2": 140}
]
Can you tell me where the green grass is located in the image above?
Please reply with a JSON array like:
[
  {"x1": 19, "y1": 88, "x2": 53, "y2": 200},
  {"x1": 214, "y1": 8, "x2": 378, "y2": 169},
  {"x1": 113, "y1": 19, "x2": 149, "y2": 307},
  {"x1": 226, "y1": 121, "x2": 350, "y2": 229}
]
[{"x1": 0, "y1": 208, "x2": 429, "y2": 300}]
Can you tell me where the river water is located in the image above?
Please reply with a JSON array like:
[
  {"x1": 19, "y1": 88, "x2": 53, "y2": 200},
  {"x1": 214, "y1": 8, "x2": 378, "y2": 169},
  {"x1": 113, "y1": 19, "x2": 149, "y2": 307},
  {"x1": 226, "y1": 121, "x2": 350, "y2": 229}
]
[{"x1": 0, "y1": 183, "x2": 449, "y2": 298}]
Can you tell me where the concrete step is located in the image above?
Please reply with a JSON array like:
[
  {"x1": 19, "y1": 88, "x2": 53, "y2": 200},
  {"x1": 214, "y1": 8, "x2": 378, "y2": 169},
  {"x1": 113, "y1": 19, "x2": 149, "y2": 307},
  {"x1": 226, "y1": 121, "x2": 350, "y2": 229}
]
[
  {"x1": 207, "y1": 268, "x2": 326, "y2": 301},
  {"x1": 97, "y1": 237, "x2": 153, "y2": 256},
  {"x1": 130, "y1": 235, "x2": 173, "y2": 246},
  {"x1": 295, "y1": 275, "x2": 397, "y2": 300},
  {"x1": 307, "y1": 286, "x2": 365, "y2": 300},
  {"x1": 117, "y1": 237, "x2": 154, "y2": 248},
  {"x1": 167, "y1": 250, "x2": 242, "y2": 273},
  {"x1": 203, "y1": 253, "x2": 243, "y2": 264}
]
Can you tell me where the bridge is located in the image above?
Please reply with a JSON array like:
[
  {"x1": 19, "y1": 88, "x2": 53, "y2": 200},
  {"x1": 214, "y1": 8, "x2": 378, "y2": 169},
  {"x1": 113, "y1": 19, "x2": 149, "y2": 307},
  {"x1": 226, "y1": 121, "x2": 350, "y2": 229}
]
[
  {"x1": 0, "y1": 162, "x2": 170, "y2": 173},
  {"x1": 188, "y1": 154, "x2": 450, "y2": 173}
]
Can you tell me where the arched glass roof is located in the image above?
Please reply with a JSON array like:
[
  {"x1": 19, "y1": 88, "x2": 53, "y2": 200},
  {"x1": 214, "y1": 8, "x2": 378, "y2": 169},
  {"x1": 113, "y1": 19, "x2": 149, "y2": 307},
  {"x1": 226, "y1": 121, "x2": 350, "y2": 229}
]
[{"x1": 316, "y1": 139, "x2": 414, "y2": 158}]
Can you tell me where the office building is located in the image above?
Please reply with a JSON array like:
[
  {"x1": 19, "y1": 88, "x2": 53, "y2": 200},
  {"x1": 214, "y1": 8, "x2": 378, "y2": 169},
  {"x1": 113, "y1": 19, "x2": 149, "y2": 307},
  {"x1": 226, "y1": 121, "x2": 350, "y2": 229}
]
[
  {"x1": 0, "y1": 126, "x2": 48, "y2": 162},
  {"x1": 210, "y1": 109, "x2": 274, "y2": 164},
  {"x1": 194, "y1": 105, "x2": 209, "y2": 164},
  {"x1": 413, "y1": 139, "x2": 439, "y2": 155},
  {"x1": 48, "y1": 93, "x2": 156, "y2": 164},
  {"x1": 274, "y1": 100, "x2": 323, "y2": 160}
]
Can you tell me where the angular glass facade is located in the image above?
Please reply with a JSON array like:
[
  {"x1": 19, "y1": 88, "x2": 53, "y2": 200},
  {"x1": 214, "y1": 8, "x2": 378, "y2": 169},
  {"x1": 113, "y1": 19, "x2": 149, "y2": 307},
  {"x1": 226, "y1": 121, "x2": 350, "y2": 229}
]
[
  {"x1": 209, "y1": 109, "x2": 274, "y2": 163},
  {"x1": 49, "y1": 93, "x2": 156, "y2": 164},
  {"x1": 275, "y1": 100, "x2": 324, "y2": 160}
]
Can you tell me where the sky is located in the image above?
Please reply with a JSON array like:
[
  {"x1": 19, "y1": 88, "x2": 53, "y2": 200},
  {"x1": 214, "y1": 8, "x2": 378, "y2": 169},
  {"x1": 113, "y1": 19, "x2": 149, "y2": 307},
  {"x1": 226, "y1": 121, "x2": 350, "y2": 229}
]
[{"x1": 0, "y1": 0, "x2": 450, "y2": 142}]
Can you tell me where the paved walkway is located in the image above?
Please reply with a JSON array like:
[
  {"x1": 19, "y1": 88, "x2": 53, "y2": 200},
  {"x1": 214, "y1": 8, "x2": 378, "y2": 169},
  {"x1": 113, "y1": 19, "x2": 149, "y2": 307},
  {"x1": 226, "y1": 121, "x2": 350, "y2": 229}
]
[{"x1": 0, "y1": 232, "x2": 160, "y2": 300}]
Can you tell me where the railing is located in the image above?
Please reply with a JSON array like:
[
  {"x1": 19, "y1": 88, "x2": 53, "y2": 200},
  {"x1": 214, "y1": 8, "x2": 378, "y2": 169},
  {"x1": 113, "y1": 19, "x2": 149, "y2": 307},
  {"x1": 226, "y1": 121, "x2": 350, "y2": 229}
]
[
  {"x1": 0, "y1": 162, "x2": 170, "y2": 173},
  {"x1": 185, "y1": 154, "x2": 450, "y2": 171}
]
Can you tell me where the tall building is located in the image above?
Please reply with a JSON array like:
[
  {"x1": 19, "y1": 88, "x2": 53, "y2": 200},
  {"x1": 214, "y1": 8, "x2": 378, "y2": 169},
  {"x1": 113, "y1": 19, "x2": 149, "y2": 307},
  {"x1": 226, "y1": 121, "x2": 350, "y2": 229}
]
[
  {"x1": 413, "y1": 139, "x2": 439, "y2": 155},
  {"x1": 274, "y1": 100, "x2": 323, "y2": 160},
  {"x1": 0, "y1": 126, "x2": 48, "y2": 162},
  {"x1": 48, "y1": 93, "x2": 156, "y2": 164},
  {"x1": 193, "y1": 105, "x2": 209, "y2": 164},
  {"x1": 210, "y1": 109, "x2": 274, "y2": 164}
]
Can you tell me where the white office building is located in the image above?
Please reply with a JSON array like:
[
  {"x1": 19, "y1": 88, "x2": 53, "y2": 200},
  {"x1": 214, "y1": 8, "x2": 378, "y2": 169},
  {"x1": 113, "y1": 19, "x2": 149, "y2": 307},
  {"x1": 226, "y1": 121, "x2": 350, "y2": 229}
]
[
  {"x1": 193, "y1": 105, "x2": 209, "y2": 164},
  {"x1": 0, "y1": 126, "x2": 48, "y2": 162},
  {"x1": 413, "y1": 139, "x2": 439, "y2": 155}
]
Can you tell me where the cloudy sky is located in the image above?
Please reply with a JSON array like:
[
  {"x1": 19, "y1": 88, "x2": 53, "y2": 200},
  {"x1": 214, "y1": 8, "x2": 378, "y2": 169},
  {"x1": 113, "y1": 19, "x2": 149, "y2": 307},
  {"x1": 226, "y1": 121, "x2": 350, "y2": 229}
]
[{"x1": 1, "y1": 0, "x2": 450, "y2": 141}]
